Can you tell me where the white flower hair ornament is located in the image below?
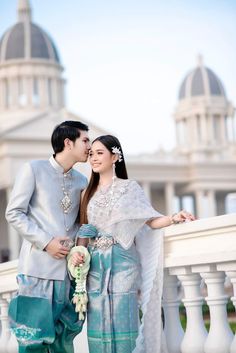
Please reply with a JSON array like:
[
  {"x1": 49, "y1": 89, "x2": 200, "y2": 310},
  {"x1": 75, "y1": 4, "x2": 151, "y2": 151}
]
[{"x1": 111, "y1": 146, "x2": 123, "y2": 162}]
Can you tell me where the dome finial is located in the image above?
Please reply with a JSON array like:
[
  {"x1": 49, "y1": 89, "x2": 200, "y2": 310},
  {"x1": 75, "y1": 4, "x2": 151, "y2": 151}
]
[
  {"x1": 18, "y1": 0, "x2": 32, "y2": 22},
  {"x1": 197, "y1": 54, "x2": 204, "y2": 67}
]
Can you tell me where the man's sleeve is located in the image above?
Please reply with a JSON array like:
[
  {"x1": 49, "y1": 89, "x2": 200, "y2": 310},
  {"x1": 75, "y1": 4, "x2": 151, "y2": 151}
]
[{"x1": 5, "y1": 162, "x2": 53, "y2": 250}]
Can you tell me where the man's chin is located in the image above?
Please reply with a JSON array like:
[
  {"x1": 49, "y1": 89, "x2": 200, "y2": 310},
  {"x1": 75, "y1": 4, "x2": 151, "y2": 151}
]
[{"x1": 77, "y1": 156, "x2": 88, "y2": 163}]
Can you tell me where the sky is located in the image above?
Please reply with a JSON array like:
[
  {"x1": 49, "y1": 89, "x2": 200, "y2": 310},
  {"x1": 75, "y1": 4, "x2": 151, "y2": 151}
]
[{"x1": 0, "y1": 0, "x2": 236, "y2": 154}]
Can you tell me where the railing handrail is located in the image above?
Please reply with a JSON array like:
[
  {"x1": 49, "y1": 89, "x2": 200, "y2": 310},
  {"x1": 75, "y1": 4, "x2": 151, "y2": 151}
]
[{"x1": 1, "y1": 214, "x2": 236, "y2": 293}]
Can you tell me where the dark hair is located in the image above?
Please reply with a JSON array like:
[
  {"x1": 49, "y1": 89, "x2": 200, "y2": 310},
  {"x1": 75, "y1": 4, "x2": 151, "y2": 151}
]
[
  {"x1": 80, "y1": 135, "x2": 128, "y2": 224},
  {"x1": 51, "y1": 120, "x2": 89, "y2": 154}
]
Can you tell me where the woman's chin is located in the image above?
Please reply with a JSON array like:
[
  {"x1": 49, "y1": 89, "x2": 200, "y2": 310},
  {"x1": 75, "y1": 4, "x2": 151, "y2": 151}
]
[{"x1": 92, "y1": 167, "x2": 101, "y2": 173}]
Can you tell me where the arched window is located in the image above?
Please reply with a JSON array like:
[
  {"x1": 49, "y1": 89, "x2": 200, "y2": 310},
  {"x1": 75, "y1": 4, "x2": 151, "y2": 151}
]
[
  {"x1": 18, "y1": 77, "x2": 27, "y2": 106},
  {"x1": 213, "y1": 114, "x2": 221, "y2": 142},
  {"x1": 226, "y1": 193, "x2": 236, "y2": 213},
  {"x1": 225, "y1": 116, "x2": 235, "y2": 142},
  {"x1": 32, "y1": 77, "x2": 40, "y2": 106},
  {"x1": 196, "y1": 115, "x2": 202, "y2": 142}
]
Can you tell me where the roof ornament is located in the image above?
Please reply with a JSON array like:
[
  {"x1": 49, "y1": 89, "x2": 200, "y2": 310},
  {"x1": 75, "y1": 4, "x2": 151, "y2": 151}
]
[
  {"x1": 197, "y1": 54, "x2": 203, "y2": 67},
  {"x1": 18, "y1": 0, "x2": 32, "y2": 22}
]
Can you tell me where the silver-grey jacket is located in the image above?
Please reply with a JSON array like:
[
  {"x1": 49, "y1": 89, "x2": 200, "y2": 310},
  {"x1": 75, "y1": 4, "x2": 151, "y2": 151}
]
[{"x1": 5, "y1": 157, "x2": 87, "y2": 280}]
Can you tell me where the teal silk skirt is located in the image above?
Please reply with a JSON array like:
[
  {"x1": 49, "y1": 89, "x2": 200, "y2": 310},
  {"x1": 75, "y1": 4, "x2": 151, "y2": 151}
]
[{"x1": 87, "y1": 242, "x2": 141, "y2": 353}]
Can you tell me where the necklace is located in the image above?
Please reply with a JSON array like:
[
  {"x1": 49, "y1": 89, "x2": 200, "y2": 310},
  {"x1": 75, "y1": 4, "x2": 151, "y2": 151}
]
[
  {"x1": 94, "y1": 178, "x2": 127, "y2": 212},
  {"x1": 60, "y1": 172, "x2": 72, "y2": 213},
  {"x1": 96, "y1": 180, "x2": 114, "y2": 208}
]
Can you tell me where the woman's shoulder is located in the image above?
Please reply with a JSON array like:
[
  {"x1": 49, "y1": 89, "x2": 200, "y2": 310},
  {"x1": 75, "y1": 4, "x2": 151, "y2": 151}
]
[{"x1": 116, "y1": 178, "x2": 142, "y2": 191}]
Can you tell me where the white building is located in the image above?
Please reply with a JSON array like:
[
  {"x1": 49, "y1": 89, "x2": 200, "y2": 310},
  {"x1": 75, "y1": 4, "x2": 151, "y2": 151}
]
[{"x1": 0, "y1": 0, "x2": 236, "y2": 263}]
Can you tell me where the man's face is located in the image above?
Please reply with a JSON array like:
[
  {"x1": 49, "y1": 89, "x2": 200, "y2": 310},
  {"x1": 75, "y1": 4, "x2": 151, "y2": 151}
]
[{"x1": 71, "y1": 130, "x2": 90, "y2": 163}]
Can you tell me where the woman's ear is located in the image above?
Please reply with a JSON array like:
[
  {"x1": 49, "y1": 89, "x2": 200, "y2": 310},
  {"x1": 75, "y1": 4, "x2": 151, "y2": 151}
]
[{"x1": 112, "y1": 154, "x2": 119, "y2": 164}]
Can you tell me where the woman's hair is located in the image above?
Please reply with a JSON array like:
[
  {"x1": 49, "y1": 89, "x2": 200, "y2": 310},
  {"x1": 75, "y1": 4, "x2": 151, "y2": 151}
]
[
  {"x1": 51, "y1": 120, "x2": 89, "y2": 154},
  {"x1": 79, "y1": 135, "x2": 128, "y2": 224}
]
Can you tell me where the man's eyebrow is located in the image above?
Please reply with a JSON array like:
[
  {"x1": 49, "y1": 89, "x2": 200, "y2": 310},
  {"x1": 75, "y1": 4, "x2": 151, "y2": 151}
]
[{"x1": 83, "y1": 137, "x2": 90, "y2": 142}]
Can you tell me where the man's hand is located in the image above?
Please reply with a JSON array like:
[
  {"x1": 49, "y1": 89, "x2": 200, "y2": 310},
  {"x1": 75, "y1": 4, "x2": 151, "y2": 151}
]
[{"x1": 45, "y1": 236, "x2": 70, "y2": 259}]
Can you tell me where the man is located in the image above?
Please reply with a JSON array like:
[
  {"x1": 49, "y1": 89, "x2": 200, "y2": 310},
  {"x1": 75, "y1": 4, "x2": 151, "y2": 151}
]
[{"x1": 6, "y1": 120, "x2": 90, "y2": 353}]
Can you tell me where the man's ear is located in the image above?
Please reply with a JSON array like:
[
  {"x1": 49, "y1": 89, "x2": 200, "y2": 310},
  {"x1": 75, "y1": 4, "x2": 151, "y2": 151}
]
[{"x1": 64, "y1": 138, "x2": 73, "y2": 150}]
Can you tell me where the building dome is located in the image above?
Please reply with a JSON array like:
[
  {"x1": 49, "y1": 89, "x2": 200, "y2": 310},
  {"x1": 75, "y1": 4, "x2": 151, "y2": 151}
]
[
  {"x1": 179, "y1": 56, "x2": 226, "y2": 100},
  {"x1": 0, "y1": 1, "x2": 65, "y2": 115},
  {"x1": 0, "y1": 0, "x2": 60, "y2": 64}
]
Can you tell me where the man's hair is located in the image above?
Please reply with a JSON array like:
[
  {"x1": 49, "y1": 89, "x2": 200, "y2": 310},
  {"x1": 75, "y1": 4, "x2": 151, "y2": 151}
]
[{"x1": 51, "y1": 121, "x2": 89, "y2": 154}]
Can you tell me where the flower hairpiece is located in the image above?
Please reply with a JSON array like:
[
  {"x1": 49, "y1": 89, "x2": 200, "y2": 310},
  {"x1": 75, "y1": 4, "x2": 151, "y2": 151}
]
[{"x1": 111, "y1": 146, "x2": 123, "y2": 162}]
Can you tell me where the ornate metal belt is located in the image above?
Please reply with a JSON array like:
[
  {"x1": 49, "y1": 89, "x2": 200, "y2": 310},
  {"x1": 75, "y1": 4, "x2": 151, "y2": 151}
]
[{"x1": 89, "y1": 235, "x2": 116, "y2": 251}]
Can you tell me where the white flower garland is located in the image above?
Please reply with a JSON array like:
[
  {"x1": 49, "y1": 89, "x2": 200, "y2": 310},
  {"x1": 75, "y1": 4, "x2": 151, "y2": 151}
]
[{"x1": 67, "y1": 246, "x2": 91, "y2": 320}]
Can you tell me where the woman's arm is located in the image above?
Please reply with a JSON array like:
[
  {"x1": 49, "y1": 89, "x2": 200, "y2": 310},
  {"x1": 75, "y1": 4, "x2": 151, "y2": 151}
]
[
  {"x1": 76, "y1": 237, "x2": 89, "y2": 246},
  {"x1": 147, "y1": 210, "x2": 195, "y2": 229},
  {"x1": 71, "y1": 189, "x2": 89, "y2": 265}
]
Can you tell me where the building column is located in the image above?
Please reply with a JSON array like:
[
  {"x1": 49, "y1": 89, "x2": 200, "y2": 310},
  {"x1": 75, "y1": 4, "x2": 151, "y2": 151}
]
[
  {"x1": 39, "y1": 76, "x2": 47, "y2": 108},
  {"x1": 195, "y1": 190, "x2": 205, "y2": 218},
  {"x1": 231, "y1": 115, "x2": 236, "y2": 141},
  {"x1": 200, "y1": 114, "x2": 207, "y2": 144},
  {"x1": 208, "y1": 114, "x2": 214, "y2": 144},
  {"x1": 165, "y1": 182, "x2": 175, "y2": 215},
  {"x1": 141, "y1": 181, "x2": 151, "y2": 201},
  {"x1": 52, "y1": 78, "x2": 58, "y2": 107},
  {"x1": 6, "y1": 188, "x2": 21, "y2": 260},
  {"x1": 60, "y1": 78, "x2": 66, "y2": 108},
  {"x1": 0, "y1": 80, "x2": 3, "y2": 109},
  {"x1": 216, "y1": 193, "x2": 226, "y2": 216},
  {"x1": 193, "y1": 115, "x2": 200, "y2": 146},
  {"x1": 27, "y1": 77, "x2": 33, "y2": 107},
  {"x1": 220, "y1": 115, "x2": 226, "y2": 144},
  {"x1": 175, "y1": 121, "x2": 180, "y2": 146},
  {"x1": 11, "y1": 77, "x2": 18, "y2": 109},
  {"x1": 207, "y1": 190, "x2": 217, "y2": 217}
]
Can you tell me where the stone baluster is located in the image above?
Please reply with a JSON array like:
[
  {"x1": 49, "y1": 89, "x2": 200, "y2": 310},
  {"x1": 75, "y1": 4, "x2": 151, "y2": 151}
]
[
  {"x1": 201, "y1": 269, "x2": 234, "y2": 353},
  {"x1": 7, "y1": 293, "x2": 18, "y2": 353},
  {"x1": 162, "y1": 270, "x2": 184, "y2": 353},
  {"x1": 0, "y1": 293, "x2": 11, "y2": 352},
  {"x1": 178, "y1": 273, "x2": 207, "y2": 353},
  {"x1": 225, "y1": 269, "x2": 236, "y2": 353}
]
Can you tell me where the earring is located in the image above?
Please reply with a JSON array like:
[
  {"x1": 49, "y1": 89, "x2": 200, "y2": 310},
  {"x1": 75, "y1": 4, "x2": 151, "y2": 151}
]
[
  {"x1": 112, "y1": 163, "x2": 116, "y2": 181},
  {"x1": 110, "y1": 163, "x2": 116, "y2": 199}
]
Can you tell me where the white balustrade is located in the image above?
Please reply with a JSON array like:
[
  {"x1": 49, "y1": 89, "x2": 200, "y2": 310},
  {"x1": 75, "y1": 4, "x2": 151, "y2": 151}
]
[
  {"x1": 164, "y1": 213, "x2": 236, "y2": 353},
  {"x1": 0, "y1": 214, "x2": 236, "y2": 352}
]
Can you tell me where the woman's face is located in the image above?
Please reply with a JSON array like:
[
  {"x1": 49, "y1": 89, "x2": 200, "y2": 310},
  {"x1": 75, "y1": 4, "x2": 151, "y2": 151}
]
[{"x1": 89, "y1": 140, "x2": 117, "y2": 174}]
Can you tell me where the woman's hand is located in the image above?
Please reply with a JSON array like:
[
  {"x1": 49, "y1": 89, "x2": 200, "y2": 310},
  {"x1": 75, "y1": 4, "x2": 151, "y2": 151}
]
[
  {"x1": 71, "y1": 252, "x2": 85, "y2": 266},
  {"x1": 170, "y1": 210, "x2": 195, "y2": 224},
  {"x1": 146, "y1": 210, "x2": 196, "y2": 229}
]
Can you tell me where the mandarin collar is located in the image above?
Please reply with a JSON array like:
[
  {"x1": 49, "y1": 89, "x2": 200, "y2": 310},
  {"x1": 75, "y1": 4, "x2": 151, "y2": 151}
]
[{"x1": 49, "y1": 156, "x2": 72, "y2": 175}]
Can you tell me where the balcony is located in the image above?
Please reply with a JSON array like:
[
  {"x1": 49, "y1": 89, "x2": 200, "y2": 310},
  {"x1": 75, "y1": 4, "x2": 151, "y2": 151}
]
[{"x1": 0, "y1": 214, "x2": 236, "y2": 353}]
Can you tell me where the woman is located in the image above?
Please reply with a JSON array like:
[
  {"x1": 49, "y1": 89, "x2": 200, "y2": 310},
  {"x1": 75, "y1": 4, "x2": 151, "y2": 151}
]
[{"x1": 71, "y1": 135, "x2": 194, "y2": 353}]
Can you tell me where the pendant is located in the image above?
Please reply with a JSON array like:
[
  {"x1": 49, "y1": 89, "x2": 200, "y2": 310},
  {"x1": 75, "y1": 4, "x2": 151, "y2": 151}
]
[{"x1": 61, "y1": 194, "x2": 72, "y2": 213}]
